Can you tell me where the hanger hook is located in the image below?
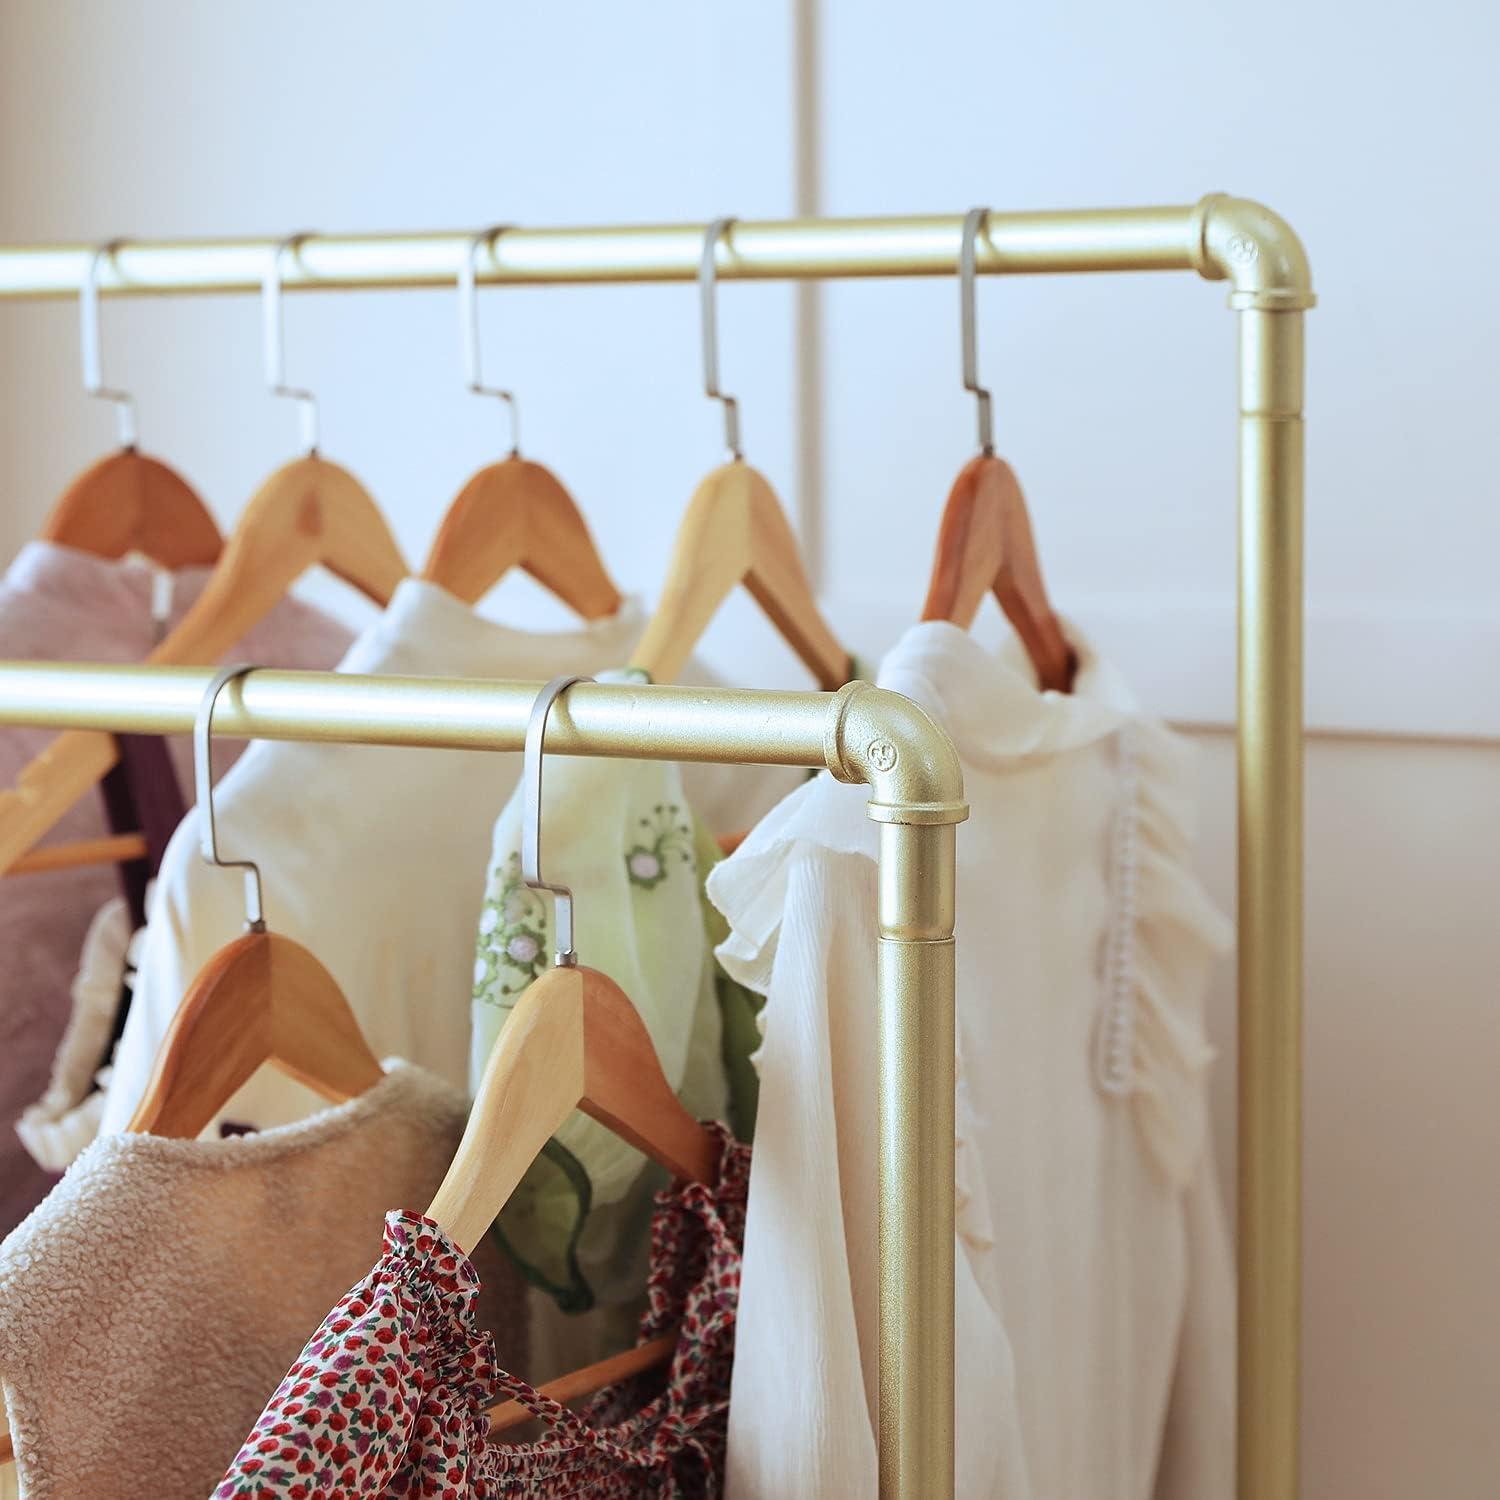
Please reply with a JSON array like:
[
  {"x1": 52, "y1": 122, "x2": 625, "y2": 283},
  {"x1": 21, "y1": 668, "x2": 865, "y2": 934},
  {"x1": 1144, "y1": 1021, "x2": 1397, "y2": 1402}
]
[
  {"x1": 699, "y1": 217, "x2": 743, "y2": 462},
  {"x1": 80, "y1": 240, "x2": 139, "y2": 451},
  {"x1": 521, "y1": 675, "x2": 593, "y2": 968},
  {"x1": 960, "y1": 207, "x2": 995, "y2": 457},
  {"x1": 460, "y1": 226, "x2": 521, "y2": 458},
  {"x1": 194, "y1": 664, "x2": 266, "y2": 933},
  {"x1": 262, "y1": 234, "x2": 320, "y2": 455}
]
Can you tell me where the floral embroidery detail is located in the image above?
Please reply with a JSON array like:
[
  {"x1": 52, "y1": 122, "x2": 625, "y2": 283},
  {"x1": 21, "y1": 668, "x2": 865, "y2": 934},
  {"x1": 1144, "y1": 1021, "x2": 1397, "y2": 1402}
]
[
  {"x1": 624, "y1": 803, "x2": 695, "y2": 891},
  {"x1": 473, "y1": 853, "x2": 550, "y2": 1006},
  {"x1": 215, "y1": 1125, "x2": 750, "y2": 1498}
]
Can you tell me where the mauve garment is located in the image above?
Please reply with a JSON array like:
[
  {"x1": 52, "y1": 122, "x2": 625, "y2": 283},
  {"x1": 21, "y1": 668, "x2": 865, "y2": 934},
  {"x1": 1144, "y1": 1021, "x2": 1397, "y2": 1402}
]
[{"x1": 0, "y1": 541, "x2": 353, "y2": 1236}]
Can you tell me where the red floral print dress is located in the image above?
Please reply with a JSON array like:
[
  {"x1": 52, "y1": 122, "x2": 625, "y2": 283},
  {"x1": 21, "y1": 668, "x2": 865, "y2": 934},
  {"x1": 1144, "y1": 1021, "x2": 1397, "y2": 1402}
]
[{"x1": 213, "y1": 1124, "x2": 748, "y2": 1498}]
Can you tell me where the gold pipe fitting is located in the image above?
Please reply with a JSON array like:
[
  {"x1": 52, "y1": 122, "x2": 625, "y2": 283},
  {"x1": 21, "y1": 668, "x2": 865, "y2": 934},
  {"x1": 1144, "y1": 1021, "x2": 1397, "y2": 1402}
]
[
  {"x1": 824, "y1": 681, "x2": 970, "y2": 829},
  {"x1": 1194, "y1": 194, "x2": 1317, "y2": 311}
]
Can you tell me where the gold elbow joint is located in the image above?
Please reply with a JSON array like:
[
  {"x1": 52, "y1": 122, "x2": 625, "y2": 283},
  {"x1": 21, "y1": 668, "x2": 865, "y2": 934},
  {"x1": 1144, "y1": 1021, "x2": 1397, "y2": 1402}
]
[
  {"x1": 824, "y1": 682, "x2": 969, "y2": 827},
  {"x1": 1194, "y1": 194, "x2": 1316, "y2": 312}
]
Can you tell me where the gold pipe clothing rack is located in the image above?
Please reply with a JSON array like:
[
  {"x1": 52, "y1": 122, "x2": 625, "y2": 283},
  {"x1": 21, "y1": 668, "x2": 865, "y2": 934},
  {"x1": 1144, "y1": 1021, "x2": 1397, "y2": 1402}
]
[{"x1": 0, "y1": 196, "x2": 1312, "y2": 1500}]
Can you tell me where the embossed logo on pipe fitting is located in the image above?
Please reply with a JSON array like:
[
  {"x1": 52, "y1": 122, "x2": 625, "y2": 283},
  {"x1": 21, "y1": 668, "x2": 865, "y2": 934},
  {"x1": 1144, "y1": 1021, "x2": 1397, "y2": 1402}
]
[
  {"x1": 868, "y1": 739, "x2": 898, "y2": 772},
  {"x1": 1227, "y1": 233, "x2": 1259, "y2": 264}
]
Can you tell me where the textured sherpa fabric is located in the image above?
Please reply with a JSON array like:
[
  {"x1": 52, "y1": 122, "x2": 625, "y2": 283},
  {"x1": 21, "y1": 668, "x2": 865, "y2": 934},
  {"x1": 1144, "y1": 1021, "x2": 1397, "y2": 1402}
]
[{"x1": 0, "y1": 1061, "x2": 528, "y2": 1499}]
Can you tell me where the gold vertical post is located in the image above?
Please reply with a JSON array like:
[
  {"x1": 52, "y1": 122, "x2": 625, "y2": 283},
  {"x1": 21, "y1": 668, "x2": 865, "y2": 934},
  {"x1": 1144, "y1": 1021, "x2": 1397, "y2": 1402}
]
[
  {"x1": 1195, "y1": 196, "x2": 1312, "y2": 1500},
  {"x1": 876, "y1": 821, "x2": 958, "y2": 1494},
  {"x1": 1237, "y1": 306, "x2": 1306, "y2": 1499},
  {"x1": 827, "y1": 682, "x2": 968, "y2": 1498}
]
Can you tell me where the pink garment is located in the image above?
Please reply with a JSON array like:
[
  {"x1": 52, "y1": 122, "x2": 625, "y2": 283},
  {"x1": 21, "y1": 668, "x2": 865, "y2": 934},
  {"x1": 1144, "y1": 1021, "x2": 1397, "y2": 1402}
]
[
  {"x1": 0, "y1": 541, "x2": 352, "y2": 1236},
  {"x1": 215, "y1": 1125, "x2": 748, "y2": 1498}
]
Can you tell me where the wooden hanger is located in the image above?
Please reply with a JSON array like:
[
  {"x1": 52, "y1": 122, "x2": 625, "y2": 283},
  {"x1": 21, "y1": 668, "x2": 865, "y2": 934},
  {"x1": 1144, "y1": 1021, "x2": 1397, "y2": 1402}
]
[
  {"x1": 630, "y1": 458, "x2": 849, "y2": 688},
  {"x1": 428, "y1": 964, "x2": 718, "y2": 1253},
  {"x1": 127, "y1": 664, "x2": 383, "y2": 1139},
  {"x1": 422, "y1": 227, "x2": 623, "y2": 619},
  {"x1": 921, "y1": 208, "x2": 1075, "y2": 694},
  {"x1": 41, "y1": 449, "x2": 222, "y2": 569},
  {"x1": 428, "y1": 677, "x2": 720, "y2": 1419},
  {"x1": 630, "y1": 219, "x2": 848, "y2": 688},
  {"x1": 0, "y1": 236, "x2": 410, "y2": 877},
  {"x1": 921, "y1": 452, "x2": 1075, "y2": 692},
  {"x1": 22, "y1": 445, "x2": 220, "y2": 877},
  {"x1": 423, "y1": 455, "x2": 622, "y2": 617},
  {"x1": 39, "y1": 240, "x2": 223, "y2": 569},
  {"x1": 125, "y1": 928, "x2": 384, "y2": 1139},
  {"x1": 430, "y1": 962, "x2": 718, "y2": 1413}
]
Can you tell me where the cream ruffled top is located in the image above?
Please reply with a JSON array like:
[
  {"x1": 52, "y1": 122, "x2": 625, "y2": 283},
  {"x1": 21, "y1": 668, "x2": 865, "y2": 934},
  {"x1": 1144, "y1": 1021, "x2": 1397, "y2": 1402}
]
[{"x1": 707, "y1": 620, "x2": 1236, "y2": 1500}]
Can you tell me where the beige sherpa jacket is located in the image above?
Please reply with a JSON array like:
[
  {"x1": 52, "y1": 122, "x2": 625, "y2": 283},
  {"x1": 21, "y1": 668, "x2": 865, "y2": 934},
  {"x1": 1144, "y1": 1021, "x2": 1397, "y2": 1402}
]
[{"x1": 0, "y1": 1061, "x2": 527, "y2": 1499}]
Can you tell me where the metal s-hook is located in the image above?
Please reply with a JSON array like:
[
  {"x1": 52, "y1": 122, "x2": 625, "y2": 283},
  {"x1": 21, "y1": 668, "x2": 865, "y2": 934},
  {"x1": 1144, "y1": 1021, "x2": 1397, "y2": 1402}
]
[
  {"x1": 195, "y1": 664, "x2": 265, "y2": 932},
  {"x1": 699, "y1": 217, "x2": 743, "y2": 462},
  {"x1": 80, "y1": 241, "x2": 139, "y2": 451},
  {"x1": 960, "y1": 207, "x2": 995, "y2": 457},
  {"x1": 262, "y1": 234, "x2": 320, "y2": 455},
  {"x1": 460, "y1": 226, "x2": 521, "y2": 458},
  {"x1": 521, "y1": 675, "x2": 593, "y2": 967}
]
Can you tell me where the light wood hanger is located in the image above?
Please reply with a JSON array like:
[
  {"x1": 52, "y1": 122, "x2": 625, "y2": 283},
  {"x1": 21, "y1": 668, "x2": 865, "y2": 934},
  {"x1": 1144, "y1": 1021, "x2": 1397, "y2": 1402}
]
[
  {"x1": 629, "y1": 219, "x2": 849, "y2": 689},
  {"x1": 427, "y1": 678, "x2": 720, "y2": 1418},
  {"x1": 39, "y1": 241, "x2": 223, "y2": 569},
  {"x1": 422, "y1": 227, "x2": 623, "y2": 619},
  {"x1": 428, "y1": 962, "x2": 718, "y2": 1253},
  {"x1": 630, "y1": 459, "x2": 849, "y2": 688},
  {"x1": 0, "y1": 239, "x2": 409, "y2": 877},
  {"x1": 921, "y1": 209, "x2": 1075, "y2": 694},
  {"x1": 126, "y1": 666, "x2": 383, "y2": 1139}
]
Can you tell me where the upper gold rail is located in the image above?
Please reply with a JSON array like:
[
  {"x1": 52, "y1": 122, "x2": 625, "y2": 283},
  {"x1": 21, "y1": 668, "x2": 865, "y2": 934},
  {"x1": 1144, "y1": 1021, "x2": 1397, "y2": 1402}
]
[{"x1": 0, "y1": 196, "x2": 1312, "y2": 309}]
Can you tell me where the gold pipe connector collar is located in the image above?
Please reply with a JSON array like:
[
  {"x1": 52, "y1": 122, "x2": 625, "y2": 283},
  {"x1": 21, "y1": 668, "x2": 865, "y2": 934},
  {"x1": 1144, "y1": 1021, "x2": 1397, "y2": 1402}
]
[
  {"x1": 1194, "y1": 194, "x2": 1316, "y2": 312},
  {"x1": 824, "y1": 681, "x2": 969, "y2": 827}
]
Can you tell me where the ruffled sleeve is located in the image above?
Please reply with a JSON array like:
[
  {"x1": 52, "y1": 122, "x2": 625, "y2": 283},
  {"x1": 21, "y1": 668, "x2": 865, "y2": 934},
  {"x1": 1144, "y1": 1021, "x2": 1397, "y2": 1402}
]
[
  {"x1": 1093, "y1": 721, "x2": 1234, "y2": 1188},
  {"x1": 214, "y1": 1211, "x2": 498, "y2": 1499}
]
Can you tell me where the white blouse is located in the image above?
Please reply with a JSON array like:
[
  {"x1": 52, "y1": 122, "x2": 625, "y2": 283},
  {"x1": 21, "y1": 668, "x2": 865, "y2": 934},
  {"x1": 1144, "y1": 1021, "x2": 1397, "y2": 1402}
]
[{"x1": 707, "y1": 621, "x2": 1235, "y2": 1500}]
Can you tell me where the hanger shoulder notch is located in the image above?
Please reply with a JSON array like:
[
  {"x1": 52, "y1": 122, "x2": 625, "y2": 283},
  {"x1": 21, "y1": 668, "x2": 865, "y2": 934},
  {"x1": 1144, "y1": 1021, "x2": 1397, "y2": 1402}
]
[{"x1": 41, "y1": 450, "x2": 223, "y2": 569}]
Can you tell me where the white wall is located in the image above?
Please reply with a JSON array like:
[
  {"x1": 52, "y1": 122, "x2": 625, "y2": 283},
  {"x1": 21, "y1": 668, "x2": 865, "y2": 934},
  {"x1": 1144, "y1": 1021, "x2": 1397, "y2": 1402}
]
[{"x1": 2, "y1": 1, "x2": 1496, "y2": 1493}]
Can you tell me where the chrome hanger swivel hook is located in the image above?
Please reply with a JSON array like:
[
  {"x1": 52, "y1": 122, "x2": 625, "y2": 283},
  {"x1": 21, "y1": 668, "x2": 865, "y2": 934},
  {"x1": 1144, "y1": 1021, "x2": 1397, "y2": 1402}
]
[
  {"x1": 195, "y1": 664, "x2": 266, "y2": 932},
  {"x1": 521, "y1": 675, "x2": 594, "y2": 967},
  {"x1": 262, "y1": 234, "x2": 321, "y2": 455},
  {"x1": 460, "y1": 226, "x2": 521, "y2": 458},
  {"x1": 699, "y1": 217, "x2": 743, "y2": 462},
  {"x1": 80, "y1": 240, "x2": 139, "y2": 451},
  {"x1": 960, "y1": 207, "x2": 995, "y2": 457}
]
